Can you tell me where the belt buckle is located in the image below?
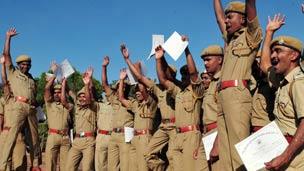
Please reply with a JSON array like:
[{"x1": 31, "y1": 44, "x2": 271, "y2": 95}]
[
  {"x1": 176, "y1": 128, "x2": 181, "y2": 133},
  {"x1": 79, "y1": 131, "x2": 85, "y2": 137}
]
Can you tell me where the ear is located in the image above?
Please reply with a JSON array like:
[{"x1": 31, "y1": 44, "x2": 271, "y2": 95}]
[
  {"x1": 290, "y1": 51, "x2": 300, "y2": 62},
  {"x1": 240, "y1": 15, "x2": 246, "y2": 25}
]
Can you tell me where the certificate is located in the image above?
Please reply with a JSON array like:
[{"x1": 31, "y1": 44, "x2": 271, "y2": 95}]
[
  {"x1": 61, "y1": 59, "x2": 75, "y2": 78},
  {"x1": 126, "y1": 68, "x2": 138, "y2": 85},
  {"x1": 235, "y1": 121, "x2": 288, "y2": 171},
  {"x1": 36, "y1": 106, "x2": 46, "y2": 122},
  {"x1": 147, "y1": 34, "x2": 165, "y2": 59},
  {"x1": 202, "y1": 131, "x2": 217, "y2": 161},
  {"x1": 162, "y1": 31, "x2": 188, "y2": 61}
]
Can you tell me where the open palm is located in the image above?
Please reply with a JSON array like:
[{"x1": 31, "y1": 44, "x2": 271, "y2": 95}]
[{"x1": 266, "y1": 14, "x2": 285, "y2": 32}]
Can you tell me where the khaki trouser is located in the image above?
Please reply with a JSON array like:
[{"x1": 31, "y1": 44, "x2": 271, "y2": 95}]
[
  {"x1": 95, "y1": 133, "x2": 111, "y2": 171},
  {"x1": 217, "y1": 115, "x2": 232, "y2": 171},
  {"x1": 172, "y1": 130, "x2": 208, "y2": 171},
  {"x1": 0, "y1": 102, "x2": 37, "y2": 170},
  {"x1": 145, "y1": 126, "x2": 178, "y2": 171},
  {"x1": 65, "y1": 137, "x2": 95, "y2": 171},
  {"x1": 108, "y1": 132, "x2": 130, "y2": 171},
  {"x1": 131, "y1": 134, "x2": 152, "y2": 171},
  {"x1": 45, "y1": 134, "x2": 70, "y2": 171},
  {"x1": 203, "y1": 129, "x2": 219, "y2": 171},
  {"x1": 219, "y1": 87, "x2": 251, "y2": 171},
  {"x1": 0, "y1": 132, "x2": 27, "y2": 171}
]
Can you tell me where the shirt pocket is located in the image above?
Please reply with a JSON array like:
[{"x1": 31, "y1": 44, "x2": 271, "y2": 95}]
[
  {"x1": 278, "y1": 95, "x2": 294, "y2": 119},
  {"x1": 182, "y1": 94, "x2": 194, "y2": 112},
  {"x1": 231, "y1": 42, "x2": 251, "y2": 58}
]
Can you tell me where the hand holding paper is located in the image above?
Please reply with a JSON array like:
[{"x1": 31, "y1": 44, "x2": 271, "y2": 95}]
[
  {"x1": 147, "y1": 34, "x2": 164, "y2": 59},
  {"x1": 162, "y1": 31, "x2": 189, "y2": 61}
]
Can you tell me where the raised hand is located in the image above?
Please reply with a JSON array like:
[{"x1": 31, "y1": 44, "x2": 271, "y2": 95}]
[
  {"x1": 86, "y1": 66, "x2": 94, "y2": 78},
  {"x1": 102, "y1": 56, "x2": 110, "y2": 67},
  {"x1": 6, "y1": 28, "x2": 18, "y2": 38},
  {"x1": 119, "y1": 68, "x2": 127, "y2": 80},
  {"x1": 181, "y1": 35, "x2": 189, "y2": 42},
  {"x1": 82, "y1": 72, "x2": 90, "y2": 85},
  {"x1": 302, "y1": 4, "x2": 304, "y2": 13},
  {"x1": 266, "y1": 14, "x2": 285, "y2": 32},
  {"x1": 50, "y1": 61, "x2": 58, "y2": 73},
  {"x1": 120, "y1": 44, "x2": 129, "y2": 59},
  {"x1": 155, "y1": 45, "x2": 164, "y2": 60}
]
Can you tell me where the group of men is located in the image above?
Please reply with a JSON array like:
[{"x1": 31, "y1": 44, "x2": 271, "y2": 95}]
[{"x1": 0, "y1": 0, "x2": 303, "y2": 171}]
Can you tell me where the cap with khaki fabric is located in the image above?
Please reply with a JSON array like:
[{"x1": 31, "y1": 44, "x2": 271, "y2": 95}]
[
  {"x1": 53, "y1": 84, "x2": 62, "y2": 90},
  {"x1": 200, "y1": 45, "x2": 224, "y2": 58},
  {"x1": 77, "y1": 87, "x2": 86, "y2": 96},
  {"x1": 224, "y1": 1, "x2": 245, "y2": 15},
  {"x1": 16, "y1": 55, "x2": 31, "y2": 63},
  {"x1": 271, "y1": 36, "x2": 304, "y2": 59}
]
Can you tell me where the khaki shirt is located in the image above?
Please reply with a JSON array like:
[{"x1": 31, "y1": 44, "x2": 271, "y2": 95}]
[
  {"x1": 7, "y1": 66, "x2": 36, "y2": 102},
  {"x1": 106, "y1": 89, "x2": 134, "y2": 128},
  {"x1": 269, "y1": 67, "x2": 304, "y2": 136},
  {"x1": 251, "y1": 78, "x2": 275, "y2": 127},
  {"x1": 1, "y1": 97, "x2": 19, "y2": 128},
  {"x1": 167, "y1": 79, "x2": 204, "y2": 127},
  {"x1": 202, "y1": 71, "x2": 221, "y2": 125},
  {"x1": 221, "y1": 17, "x2": 263, "y2": 81},
  {"x1": 73, "y1": 98, "x2": 98, "y2": 133},
  {"x1": 97, "y1": 101, "x2": 113, "y2": 130},
  {"x1": 45, "y1": 101, "x2": 72, "y2": 130},
  {"x1": 146, "y1": 82, "x2": 175, "y2": 119},
  {"x1": 126, "y1": 95, "x2": 158, "y2": 130}
]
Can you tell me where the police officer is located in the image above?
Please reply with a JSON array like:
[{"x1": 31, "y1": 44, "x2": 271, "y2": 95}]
[
  {"x1": 260, "y1": 14, "x2": 304, "y2": 170},
  {"x1": 95, "y1": 97, "x2": 113, "y2": 171},
  {"x1": 0, "y1": 28, "x2": 41, "y2": 171},
  {"x1": 44, "y1": 63, "x2": 73, "y2": 171},
  {"x1": 64, "y1": 68, "x2": 98, "y2": 171},
  {"x1": 155, "y1": 36, "x2": 208, "y2": 171},
  {"x1": 201, "y1": 45, "x2": 223, "y2": 170},
  {"x1": 213, "y1": 0, "x2": 263, "y2": 170},
  {"x1": 101, "y1": 56, "x2": 135, "y2": 171}
]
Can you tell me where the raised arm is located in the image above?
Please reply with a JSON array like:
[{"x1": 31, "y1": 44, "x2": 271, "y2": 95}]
[
  {"x1": 118, "y1": 68, "x2": 130, "y2": 107},
  {"x1": 44, "y1": 61, "x2": 58, "y2": 103},
  {"x1": 120, "y1": 44, "x2": 153, "y2": 87},
  {"x1": 101, "y1": 56, "x2": 112, "y2": 96},
  {"x1": 246, "y1": 0, "x2": 257, "y2": 21},
  {"x1": 3, "y1": 28, "x2": 18, "y2": 67},
  {"x1": 260, "y1": 14, "x2": 285, "y2": 74},
  {"x1": 61, "y1": 78, "x2": 73, "y2": 111},
  {"x1": 155, "y1": 46, "x2": 171, "y2": 89},
  {"x1": 182, "y1": 36, "x2": 199, "y2": 82},
  {"x1": 83, "y1": 67, "x2": 93, "y2": 105},
  {"x1": 1, "y1": 57, "x2": 7, "y2": 85},
  {"x1": 213, "y1": 0, "x2": 226, "y2": 34}
]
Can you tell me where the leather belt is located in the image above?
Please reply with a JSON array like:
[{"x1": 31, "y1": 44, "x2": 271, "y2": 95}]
[
  {"x1": 134, "y1": 129, "x2": 152, "y2": 136},
  {"x1": 75, "y1": 131, "x2": 95, "y2": 138},
  {"x1": 219, "y1": 80, "x2": 248, "y2": 90},
  {"x1": 161, "y1": 117, "x2": 176, "y2": 124},
  {"x1": 205, "y1": 122, "x2": 217, "y2": 132},
  {"x1": 112, "y1": 127, "x2": 124, "y2": 133},
  {"x1": 98, "y1": 129, "x2": 112, "y2": 135},
  {"x1": 49, "y1": 128, "x2": 68, "y2": 136},
  {"x1": 176, "y1": 125, "x2": 200, "y2": 133}
]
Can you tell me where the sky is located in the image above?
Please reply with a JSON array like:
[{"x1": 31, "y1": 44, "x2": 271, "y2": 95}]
[{"x1": 0, "y1": 0, "x2": 303, "y2": 83}]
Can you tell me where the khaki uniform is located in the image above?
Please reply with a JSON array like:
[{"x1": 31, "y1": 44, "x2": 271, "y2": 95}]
[
  {"x1": 65, "y1": 96, "x2": 98, "y2": 171},
  {"x1": 95, "y1": 101, "x2": 113, "y2": 171},
  {"x1": 0, "y1": 66, "x2": 39, "y2": 170},
  {"x1": 167, "y1": 79, "x2": 208, "y2": 171},
  {"x1": 251, "y1": 78, "x2": 276, "y2": 130},
  {"x1": 106, "y1": 90, "x2": 135, "y2": 171},
  {"x1": 145, "y1": 83, "x2": 179, "y2": 171},
  {"x1": 218, "y1": 16, "x2": 262, "y2": 170},
  {"x1": 0, "y1": 97, "x2": 27, "y2": 171},
  {"x1": 268, "y1": 67, "x2": 304, "y2": 170},
  {"x1": 202, "y1": 71, "x2": 221, "y2": 170},
  {"x1": 125, "y1": 94, "x2": 158, "y2": 171},
  {"x1": 45, "y1": 101, "x2": 72, "y2": 171}
]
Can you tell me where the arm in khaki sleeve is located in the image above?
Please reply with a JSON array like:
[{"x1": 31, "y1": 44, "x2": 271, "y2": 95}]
[
  {"x1": 213, "y1": 0, "x2": 226, "y2": 34},
  {"x1": 44, "y1": 76, "x2": 56, "y2": 103},
  {"x1": 101, "y1": 56, "x2": 112, "y2": 96},
  {"x1": 3, "y1": 28, "x2": 18, "y2": 68},
  {"x1": 61, "y1": 78, "x2": 74, "y2": 112},
  {"x1": 118, "y1": 69, "x2": 132, "y2": 109}
]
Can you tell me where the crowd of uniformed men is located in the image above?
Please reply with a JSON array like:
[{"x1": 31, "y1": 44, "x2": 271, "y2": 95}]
[{"x1": 0, "y1": 0, "x2": 304, "y2": 171}]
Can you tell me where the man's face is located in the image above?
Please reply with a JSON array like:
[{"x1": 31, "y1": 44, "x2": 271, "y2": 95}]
[
  {"x1": 271, "y1": 45, "x2": 296, "y2": 75},
  {"x1": 135, "y1": 84, "x2": 145, "y2": 102},
  {"x1": 225, "y1": 12, "x2": 245, "y2": 35},
  {"x1": 203, "y1": 56, "x2": 222, "y2": 74},
  {"x1": 201, "y1": 73, "x2": 212, "y2": 89},
  {"x1": 53, "y1": 89, "x2": 62, "y2": 102},
  {"x1": 180, "y1": 68, "x2": 190, "y2": 87},
  {"x1": 18, "y1": 61, "x2": 31, "y2": 74},
  {"x1": 78, "y1": 93, "x2": 87, "y2": 106}
]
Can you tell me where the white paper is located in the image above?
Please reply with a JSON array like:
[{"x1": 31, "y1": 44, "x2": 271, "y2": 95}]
[
  {"x1": 139, "y1": 61, "x2": 147, "y2": 76},
  {"x1": 124, "y1": 127, "x2": 134, "y2": 142},
  {"x1": 162, "y1": 31, "x2": 188, "y2": 61},
  {"x1": 147, "y1": 34, "x2": 165, "y2": 59},
  {"x1": 126, "y1": 69, "x2": 138, "y2": 85},
  {"x1": 60, "y1": 59, "x2": 75, "y2": 79},
  {"x1": 235, "y1": 121, "x2": 289, "y2": 171},
  {"x1": 70, "y1": 129, "x2": 74, "y2": 143},
  {"x1": 36, "y1": 106, "x2": 46, "y2": 122},
  {"x1": 202, "y1": 131, "x2": 218, "y2": 161},
  {"x1": 45, "y1": 73, "x2": 55, "y2": 80}
]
